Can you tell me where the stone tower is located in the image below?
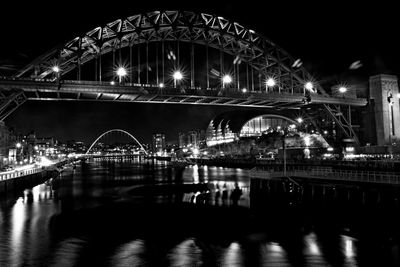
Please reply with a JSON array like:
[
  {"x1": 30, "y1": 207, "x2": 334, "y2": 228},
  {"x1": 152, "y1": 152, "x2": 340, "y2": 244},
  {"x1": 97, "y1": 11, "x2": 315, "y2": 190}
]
[{"x1": 369, "y1": 74, "x2": 400, "y2": 146}]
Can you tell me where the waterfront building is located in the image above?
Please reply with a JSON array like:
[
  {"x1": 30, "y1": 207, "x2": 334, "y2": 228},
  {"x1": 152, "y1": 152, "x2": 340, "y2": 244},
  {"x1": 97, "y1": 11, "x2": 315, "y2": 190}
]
[{"x1": 152, "y1": 133, "x2": 166, "y2": 154}]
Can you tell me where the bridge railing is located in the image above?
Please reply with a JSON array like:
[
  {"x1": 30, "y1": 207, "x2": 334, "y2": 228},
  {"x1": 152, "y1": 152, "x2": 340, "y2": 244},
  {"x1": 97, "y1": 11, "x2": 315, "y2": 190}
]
[{"x1": 0, "y1": 166, "x2": 44, "y2": 182}]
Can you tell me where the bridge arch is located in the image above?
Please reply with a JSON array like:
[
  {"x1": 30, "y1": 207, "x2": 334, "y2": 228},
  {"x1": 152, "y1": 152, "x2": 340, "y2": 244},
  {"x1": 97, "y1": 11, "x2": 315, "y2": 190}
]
[
  {"x1": 85, "y1": 129, "x2": 147, "y2": 155},
  {"x1": 16, "y1": 10, "x2": 326, "y2": 96}
]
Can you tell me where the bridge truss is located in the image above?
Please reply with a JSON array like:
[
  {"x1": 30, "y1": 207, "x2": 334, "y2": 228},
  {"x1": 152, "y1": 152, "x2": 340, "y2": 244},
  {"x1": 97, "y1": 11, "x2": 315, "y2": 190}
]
[{"x1": 0, "y1": 10, "x2": 366, "y2": 145}]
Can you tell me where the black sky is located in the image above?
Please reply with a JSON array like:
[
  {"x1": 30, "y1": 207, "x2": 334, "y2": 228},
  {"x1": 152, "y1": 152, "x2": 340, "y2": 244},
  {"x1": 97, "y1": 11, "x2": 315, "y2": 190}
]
[{"x1": 1, "y1": 0, "x2": 399, "y2": 144}]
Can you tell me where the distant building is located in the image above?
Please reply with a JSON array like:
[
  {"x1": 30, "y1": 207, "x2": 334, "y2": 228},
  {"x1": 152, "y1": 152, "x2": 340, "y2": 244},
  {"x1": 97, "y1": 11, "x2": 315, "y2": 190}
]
[
  {"x1": 178, "y1": 132, "x2": 186, "y2": 148},
  {"x1": 152, "y1": 133, "x2": 165, "y2": 154},
  {"x1": 206, "y1": 120, "x2": 236, "y2": 147},
  {"x1": 36, "y1": 137, "x2": 56, "y2": 156},
  {"x1": 178, "y1": 130, "x2": 205, "y2": 148}
]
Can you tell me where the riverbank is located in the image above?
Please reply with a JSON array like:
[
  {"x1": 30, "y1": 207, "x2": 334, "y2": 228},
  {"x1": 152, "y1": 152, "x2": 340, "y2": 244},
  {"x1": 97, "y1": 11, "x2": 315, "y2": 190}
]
[
  {"x1": 190, "y1": 157, "x2": 400, "y2": 172},
  {"x1": 0, "y1": 158, "x2": 75, "y2": 195}
]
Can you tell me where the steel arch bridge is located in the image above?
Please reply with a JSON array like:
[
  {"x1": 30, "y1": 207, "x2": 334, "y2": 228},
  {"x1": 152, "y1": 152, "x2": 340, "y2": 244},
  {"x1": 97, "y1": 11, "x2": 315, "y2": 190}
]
[
  {"x1": 0, "y1": 10, "x2": 367, "y2": 144},
  {"x1": 85, "y1": 129, "x2": 147, "y2": 155}
]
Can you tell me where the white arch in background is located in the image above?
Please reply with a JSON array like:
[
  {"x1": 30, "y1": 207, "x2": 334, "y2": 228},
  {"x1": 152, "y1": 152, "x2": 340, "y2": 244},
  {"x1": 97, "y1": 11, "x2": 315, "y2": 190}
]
[{"x1": 85, "y1": 129, "x2": 147, "y2": 155}]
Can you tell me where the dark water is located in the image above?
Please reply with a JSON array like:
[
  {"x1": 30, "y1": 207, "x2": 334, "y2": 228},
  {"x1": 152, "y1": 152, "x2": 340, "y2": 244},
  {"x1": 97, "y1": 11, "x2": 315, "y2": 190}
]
[{"x1": 1, "y1": 158, "x2": 400, "y2": 266}]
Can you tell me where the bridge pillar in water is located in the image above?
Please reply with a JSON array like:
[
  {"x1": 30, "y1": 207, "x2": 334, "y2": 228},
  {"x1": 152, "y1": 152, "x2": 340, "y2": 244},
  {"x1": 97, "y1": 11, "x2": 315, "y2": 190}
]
[{"x1": 369, "y1": 74, "x2": 400, "y2": 146}]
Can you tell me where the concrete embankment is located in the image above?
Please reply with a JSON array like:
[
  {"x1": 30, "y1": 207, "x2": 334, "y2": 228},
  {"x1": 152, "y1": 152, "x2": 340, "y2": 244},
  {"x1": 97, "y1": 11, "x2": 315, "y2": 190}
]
[{"x1": 0, "y1": 168, "x2": 59, "y2": 194}]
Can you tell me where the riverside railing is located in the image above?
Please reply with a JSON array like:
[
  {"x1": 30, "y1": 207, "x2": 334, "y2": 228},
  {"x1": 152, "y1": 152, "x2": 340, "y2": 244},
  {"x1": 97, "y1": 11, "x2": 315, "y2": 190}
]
[
  {"x1": 0, "y1": 166, "x2": 44, "y2": 181},
  {"x1": 249, "y1": 166, "x2": 400, "y2": 184}
]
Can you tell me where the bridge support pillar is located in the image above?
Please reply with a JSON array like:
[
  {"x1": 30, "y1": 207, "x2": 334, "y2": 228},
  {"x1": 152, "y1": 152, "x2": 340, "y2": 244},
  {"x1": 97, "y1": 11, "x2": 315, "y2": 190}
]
[{"x1": 369, "y1": 74, "x2": 400, "y2": 146}]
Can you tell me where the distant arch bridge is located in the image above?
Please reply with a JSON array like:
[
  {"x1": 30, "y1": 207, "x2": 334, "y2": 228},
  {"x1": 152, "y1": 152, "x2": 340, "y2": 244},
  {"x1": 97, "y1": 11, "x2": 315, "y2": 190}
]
[{"x1": 85, "y1": 129, "x2": 147, "y2": 155}]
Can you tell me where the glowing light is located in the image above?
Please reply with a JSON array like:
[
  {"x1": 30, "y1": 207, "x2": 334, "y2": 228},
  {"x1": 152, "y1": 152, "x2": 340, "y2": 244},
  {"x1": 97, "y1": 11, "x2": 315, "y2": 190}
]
[
  {"x1": 327, "y1": 147, "x2": 334, "y2": 151},
  {"x1": 305, "y1": 81, "x2": 314, "y2": 91},
  {"x1": 323, "y1": 130, "x2": 328, "y2": 134},
  {"x1": 16, "y1": 143, "x2": 22, "y2": 148},
  {"x1": 397, "y1": 93, "x2": 400, "y2": 98},
  {"x1": 242, "y1": 88, "x2": 247, "y2": 93},
  {"x1": 192, "y1": 148, "x2": 199, "y2": 155},
  {"x1": 173, "y1": 71, "x2": 183, "y2": 80},
  {"x1": 304, "y1": 136, "x2": 311, "y2": 147},
  {"x1": 296, "y1": 117, "x2": 303, "y2": 123},
  {"x1": 266, "y1": 77, "x2": 276, "y2": 87},
  {"x1": 52, "y1": 66, "x2": 60, "y2": 73},
  {"x1": 305, "y1": 233, "x2": 320, "y2": 255},
  {"x1": 116, "y1": 67, "x2": 127, "y2": 77},
  {"x1": 159, "y1": 83, "x2": 165, "y2": 88},
  {"x1": 110, "y1": 81, "x2": 115, "y2": 85},
  {"x1": 39, "y1": 156, "x2": 53, "y2": 167},
  {"x1": 34, "y1": 145, "x2": 39, "y2": 151},
  {"x1": 339, "y1": 86, "x2": 347, "y2": 93},
  {"x1": 222, "y1": 75, "x2": 232, "y2": 84}
]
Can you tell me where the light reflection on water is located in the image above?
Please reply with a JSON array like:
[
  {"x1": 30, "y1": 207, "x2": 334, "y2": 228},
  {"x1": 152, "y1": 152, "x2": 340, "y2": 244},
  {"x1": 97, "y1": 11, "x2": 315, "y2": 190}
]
[
  {"x1": 168, "y1": 238, "x2": 203, "y2": 267},
  {"x1": 0, "y1": 159, "x2": 399, "y2": 266},
  {"x1": 111, "y1": 239, "x2": 147, "y2": 267}
]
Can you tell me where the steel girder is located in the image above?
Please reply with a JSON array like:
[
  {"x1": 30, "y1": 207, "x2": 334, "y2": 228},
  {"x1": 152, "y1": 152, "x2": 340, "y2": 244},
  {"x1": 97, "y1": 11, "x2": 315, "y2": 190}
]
[
  {"x1": 14, "y1": 10, "x2": 322, "y2": 96},
  {"x1": 0, "y1": 89, "x2": 27, "y2": 120},
  {"x1": 0, "y1": 79, "x2": 367, "y2": 108},
  {"x1": 323, "y1": 104, "x2": 360, "y2": 145}
]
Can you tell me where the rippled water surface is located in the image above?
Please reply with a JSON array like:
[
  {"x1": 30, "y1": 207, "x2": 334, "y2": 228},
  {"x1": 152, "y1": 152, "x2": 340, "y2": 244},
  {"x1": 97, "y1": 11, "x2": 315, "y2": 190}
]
[{"x1": 1, "y1": 158, "x2": 400, "y2": 266}]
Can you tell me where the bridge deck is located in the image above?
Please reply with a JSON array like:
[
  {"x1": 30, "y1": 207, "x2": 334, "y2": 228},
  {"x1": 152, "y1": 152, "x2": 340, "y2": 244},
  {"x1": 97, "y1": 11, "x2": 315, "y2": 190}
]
[{"x1": 0, "y1": 78, "x2": 367, "y2": 108}]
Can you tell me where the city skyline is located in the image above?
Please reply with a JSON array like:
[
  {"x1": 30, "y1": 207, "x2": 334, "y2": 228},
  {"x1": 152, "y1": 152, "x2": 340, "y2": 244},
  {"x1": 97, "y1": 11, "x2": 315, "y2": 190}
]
[{"x1": 1, "y1": 1, "x2": 399, "y2": 144}]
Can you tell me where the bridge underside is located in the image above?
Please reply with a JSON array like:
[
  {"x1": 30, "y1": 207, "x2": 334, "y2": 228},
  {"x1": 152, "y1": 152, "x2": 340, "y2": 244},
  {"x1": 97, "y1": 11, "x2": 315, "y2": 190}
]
[
  {"x1": 0, "y1": 79, "x2": 366, "y2": 109},
  {"x1": 0, "y1": 79, "x2": 365, "y2": 145}
]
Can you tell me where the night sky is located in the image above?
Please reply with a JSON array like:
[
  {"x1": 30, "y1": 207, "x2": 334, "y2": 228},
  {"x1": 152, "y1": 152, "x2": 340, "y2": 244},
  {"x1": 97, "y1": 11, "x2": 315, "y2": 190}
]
[{"x1": 1, "y1": 0, "x2": 399, "y2": 144}]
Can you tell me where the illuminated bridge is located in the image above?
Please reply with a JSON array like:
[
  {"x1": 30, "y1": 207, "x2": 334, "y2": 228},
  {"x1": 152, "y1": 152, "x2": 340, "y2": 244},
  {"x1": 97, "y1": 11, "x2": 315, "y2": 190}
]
[{"x1": 0, "y1": 10, "x2": 367, "y2": 144}]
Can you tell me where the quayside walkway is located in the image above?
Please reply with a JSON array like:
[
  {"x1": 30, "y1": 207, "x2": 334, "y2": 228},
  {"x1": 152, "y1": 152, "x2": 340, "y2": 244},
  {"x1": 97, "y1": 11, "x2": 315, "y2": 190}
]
[{"x1": 249, "y1": 166, "x2": 400, "y2": 185}]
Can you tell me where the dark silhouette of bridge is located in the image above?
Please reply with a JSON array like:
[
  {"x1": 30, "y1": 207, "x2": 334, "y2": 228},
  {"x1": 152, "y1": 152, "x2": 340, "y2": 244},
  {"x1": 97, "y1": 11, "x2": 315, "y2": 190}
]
[{"x1": 0, "y1": 10, "x2": 366, "y2": 144}]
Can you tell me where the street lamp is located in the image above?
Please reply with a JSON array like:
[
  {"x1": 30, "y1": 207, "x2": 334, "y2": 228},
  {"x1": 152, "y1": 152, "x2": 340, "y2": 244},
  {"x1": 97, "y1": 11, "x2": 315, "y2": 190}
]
[
  {"x1": 116, "y1": 67, "x2": 127, "y2": 83},
  {"x1": 387, "y1": 91, "x2": 393, "y2": 148},
  {"x1": 173, "y1": 71, "x2": 183, "y2": 88},
  {"x1": 266, "y1": 77, "x2": 276, "y2": 89},
  {"x1": 52, "y1": 65, "x2": 60, "y2": 81},
  {"x1": 16, "y1": 143, "x2": 22, "y2": 148},
  {"x1": 339, "y1": 86, "x2": 347, "y2": 94},
  {"x1": 52, "y1": 66, "x2": 60, "y2": 73},
  {"x1": 305, "y1": 81, "x2": 313, "y2": 92},
  {"x1": 222, "y1": 74, "x2": 232, "y2": 89},
  {"x1": 296, "y1": 117, "x2": 303, "y2": 124}
]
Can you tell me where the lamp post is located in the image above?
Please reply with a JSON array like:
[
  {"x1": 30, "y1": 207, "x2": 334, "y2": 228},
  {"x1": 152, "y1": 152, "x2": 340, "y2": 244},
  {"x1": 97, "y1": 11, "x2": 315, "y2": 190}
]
[
  {"x1": 282, "y1": 131, "x2": 287, "y2": 176},
  {"x1": 173, "y1": 71, "x2": 183, "y2": 88},
  {"x1": 222, "y1": 74, "x2": 232, "y2": 89},
  {"x1": 266, "y1": 77, "x2": 276, "y2": 92},
  {"x1": 117, "y1": 67, "x2": 127, "y2": 84},
  {"x1": 387, "y1": 91, "x2": 393, "y2": 149}
]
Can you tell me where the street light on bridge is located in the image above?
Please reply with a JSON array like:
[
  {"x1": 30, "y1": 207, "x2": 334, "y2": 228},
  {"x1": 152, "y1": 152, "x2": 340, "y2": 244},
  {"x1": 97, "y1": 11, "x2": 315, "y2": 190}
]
[
  {"x1": 116, "y1": 67, "x2": 127, "y2": 84},
  {"x1": 266, "y1": 77, "x2": 276, "y2": 91},
  {"x1": 304, "y1": 81, "x2": 314, "y2": 92},
  {"x1": 339, "y1": 86, "x2": 347, "y2": 94},
  {"x1": 173, "y1": 71, "x2": 183, "y2": 88},
  {"x1": 52, "y1": 66, "x2": 60, "y2": 73},
  {"x1": 222, "y1": 74, "x2": 232, "y2": 89}
]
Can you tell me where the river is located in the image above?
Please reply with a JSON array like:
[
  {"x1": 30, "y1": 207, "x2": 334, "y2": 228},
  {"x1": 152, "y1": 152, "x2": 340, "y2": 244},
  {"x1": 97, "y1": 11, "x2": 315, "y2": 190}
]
[{"x1": 1, "y1": 158, "x2": 400, "y2": 266}]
